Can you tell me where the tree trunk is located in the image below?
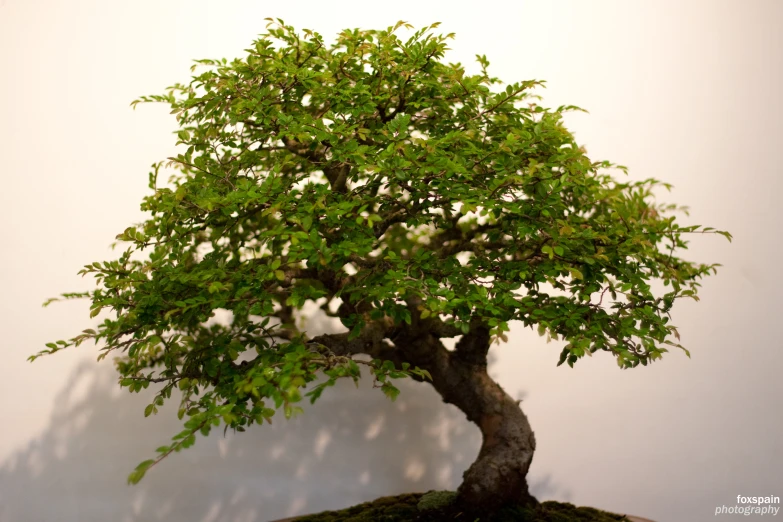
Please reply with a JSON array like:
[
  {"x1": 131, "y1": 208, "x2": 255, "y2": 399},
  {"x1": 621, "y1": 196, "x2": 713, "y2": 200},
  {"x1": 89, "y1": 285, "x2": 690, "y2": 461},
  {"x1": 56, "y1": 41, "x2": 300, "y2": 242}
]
[
  {"x1": 393, "y1": 329, "x2": 538, "y2": 511},
  {"x1": 440, "y1": 358, "x2": 537, "y2": 511},
  {"x1": 317, "y1": 318, "x2": 537, "y2": 511}
]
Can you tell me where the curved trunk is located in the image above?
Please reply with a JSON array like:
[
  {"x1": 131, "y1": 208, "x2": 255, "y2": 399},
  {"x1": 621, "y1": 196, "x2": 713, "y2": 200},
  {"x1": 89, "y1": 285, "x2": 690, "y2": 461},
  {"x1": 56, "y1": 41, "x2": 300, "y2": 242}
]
[
  {"x1": 393, "y1": 330, "x2": 537, "y2": 511},
  {"x1": 318, "y1": 320, "x2": 537, "y2": 510},
  {"x1": 437, "y1": 359, "x2": 537, "y2": 510}
]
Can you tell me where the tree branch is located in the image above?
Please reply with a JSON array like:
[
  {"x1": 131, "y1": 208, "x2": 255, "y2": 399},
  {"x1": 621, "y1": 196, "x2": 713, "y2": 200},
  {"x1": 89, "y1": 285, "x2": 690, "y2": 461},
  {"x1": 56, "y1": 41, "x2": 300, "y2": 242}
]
[
  {"x1": 323, "y1": 163, "x2": 350, "y2": 193},
  {"x1": 428, "y1": 318, "x2": 464, "y2": 338},
  {"x1": 307, "y1": 319, "x2": 399, "y2": 362},
  {"x1": 453, "y1": 317, "x2": 491, "y2": 366}
]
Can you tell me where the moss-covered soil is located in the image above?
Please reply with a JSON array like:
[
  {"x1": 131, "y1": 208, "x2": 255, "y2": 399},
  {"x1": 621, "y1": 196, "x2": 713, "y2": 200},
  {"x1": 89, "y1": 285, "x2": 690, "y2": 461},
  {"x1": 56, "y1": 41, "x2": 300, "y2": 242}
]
[{"x1": 287, "y1": 491, "x2": 635, "y2": 521}]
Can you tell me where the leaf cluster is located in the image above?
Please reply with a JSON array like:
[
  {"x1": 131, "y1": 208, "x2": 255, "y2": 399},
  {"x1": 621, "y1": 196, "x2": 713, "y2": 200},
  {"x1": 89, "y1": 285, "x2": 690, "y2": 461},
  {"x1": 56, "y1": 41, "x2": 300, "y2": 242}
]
[{"x1": 33, "y1": 20, "x2": 730, "y2": 482}]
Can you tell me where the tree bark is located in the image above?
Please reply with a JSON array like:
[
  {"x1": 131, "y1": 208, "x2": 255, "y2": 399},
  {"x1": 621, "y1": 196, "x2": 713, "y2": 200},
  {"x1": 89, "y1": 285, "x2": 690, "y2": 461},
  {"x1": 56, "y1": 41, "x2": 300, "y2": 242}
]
[
  {"x1": 451, "y1": 367, "x2": 537, "y2": 510},
  {"x1": 312, "y1": 318, "x2": 538, "y2": 511},
  {"x1": 391, "y1": 327, "x2": 538, "y2": 511}
]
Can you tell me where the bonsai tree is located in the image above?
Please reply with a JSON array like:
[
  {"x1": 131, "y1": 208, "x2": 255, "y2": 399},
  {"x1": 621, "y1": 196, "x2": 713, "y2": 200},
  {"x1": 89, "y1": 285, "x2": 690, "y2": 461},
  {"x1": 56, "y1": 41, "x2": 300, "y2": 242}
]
[{"x1": 32, "y1": 20, "x2": 730, "y2": 512}]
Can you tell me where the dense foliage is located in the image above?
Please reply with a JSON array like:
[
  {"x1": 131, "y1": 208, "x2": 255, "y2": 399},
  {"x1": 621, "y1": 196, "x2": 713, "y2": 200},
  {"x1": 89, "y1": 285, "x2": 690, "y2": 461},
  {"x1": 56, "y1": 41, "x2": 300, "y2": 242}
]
[{"x1": 33, "y1": 20, "x2": 730, "y2": 485}]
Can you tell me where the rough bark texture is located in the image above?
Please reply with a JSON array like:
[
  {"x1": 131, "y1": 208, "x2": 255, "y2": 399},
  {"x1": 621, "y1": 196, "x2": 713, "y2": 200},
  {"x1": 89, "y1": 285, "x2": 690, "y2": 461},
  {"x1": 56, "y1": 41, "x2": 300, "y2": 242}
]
[
  {"x1": 390, "y1": 320, "x2": 538, "y2": 511},
  {"x1": 450, "y1": 368, "x2": 537, "y2": 509},
  {"x1": 311, "y1": 313, "x2": 537, "y2": 511}
]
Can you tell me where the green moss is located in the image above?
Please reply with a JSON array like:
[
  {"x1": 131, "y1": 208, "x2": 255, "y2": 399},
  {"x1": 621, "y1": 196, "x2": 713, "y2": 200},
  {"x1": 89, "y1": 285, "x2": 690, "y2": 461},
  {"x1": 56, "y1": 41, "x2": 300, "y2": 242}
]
[
  {"x1": 417, "y1": 490, "x2": 458, "y2": 512},
  {"x1": 292, "y1": 492, "x2": 634, "y2": 521},
  {"x1": 503, "y1": 501, "x2": 631, "y2": 521},
  {"x1": 293, "y1": 493, "x2": 422, "y2": 522}
]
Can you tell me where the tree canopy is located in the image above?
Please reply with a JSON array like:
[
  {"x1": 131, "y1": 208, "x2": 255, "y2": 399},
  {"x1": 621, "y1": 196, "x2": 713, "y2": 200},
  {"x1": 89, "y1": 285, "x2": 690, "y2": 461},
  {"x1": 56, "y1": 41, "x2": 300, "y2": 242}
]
[{"x1": 33, "y1": 20, "x2": 730, "y2": 487}]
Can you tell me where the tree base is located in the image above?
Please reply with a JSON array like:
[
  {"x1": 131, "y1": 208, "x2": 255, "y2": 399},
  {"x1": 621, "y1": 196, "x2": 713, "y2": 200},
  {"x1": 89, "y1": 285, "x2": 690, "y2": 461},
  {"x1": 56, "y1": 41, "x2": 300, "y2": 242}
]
[{"x1": 269, "y1": 491, "x2": 644, "y2": 521}]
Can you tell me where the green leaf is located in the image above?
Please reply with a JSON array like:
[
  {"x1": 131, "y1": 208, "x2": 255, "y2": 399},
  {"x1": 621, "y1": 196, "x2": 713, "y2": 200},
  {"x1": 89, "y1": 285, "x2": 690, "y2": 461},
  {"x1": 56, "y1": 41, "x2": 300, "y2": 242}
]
[
  {"x1": 381, "y1": 382, "x2": 400, "y2": 402},
  {"x1": 127, "y1": 469, "x2": 146, "y2": 485},
  {"x1": 557, "y1": 347, "x2": 569, "y2": 367},
  {"x1": 127, "y1": 459, "x2": 155, "y2": 485}
]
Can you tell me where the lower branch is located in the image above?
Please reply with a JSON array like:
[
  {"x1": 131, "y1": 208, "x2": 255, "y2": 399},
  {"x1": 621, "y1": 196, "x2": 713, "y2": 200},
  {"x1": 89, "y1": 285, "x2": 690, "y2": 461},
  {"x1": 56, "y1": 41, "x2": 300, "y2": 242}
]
[{"x1": 307, "y1": 320, "x2": 400, "y2": 363}]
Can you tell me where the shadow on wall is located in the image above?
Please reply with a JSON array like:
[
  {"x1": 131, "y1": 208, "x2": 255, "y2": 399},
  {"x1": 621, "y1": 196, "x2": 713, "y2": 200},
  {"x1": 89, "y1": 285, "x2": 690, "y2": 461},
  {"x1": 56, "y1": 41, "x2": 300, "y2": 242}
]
[{"x1": 0, "y1": 358, "x2": 568, "y2": 522}]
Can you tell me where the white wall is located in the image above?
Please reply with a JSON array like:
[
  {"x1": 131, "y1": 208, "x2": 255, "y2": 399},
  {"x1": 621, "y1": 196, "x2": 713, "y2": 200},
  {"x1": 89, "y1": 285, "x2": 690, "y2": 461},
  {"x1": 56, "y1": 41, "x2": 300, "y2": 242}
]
[{"x1": 1, "y1": 1, "x2": 780, "y2": 521}]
